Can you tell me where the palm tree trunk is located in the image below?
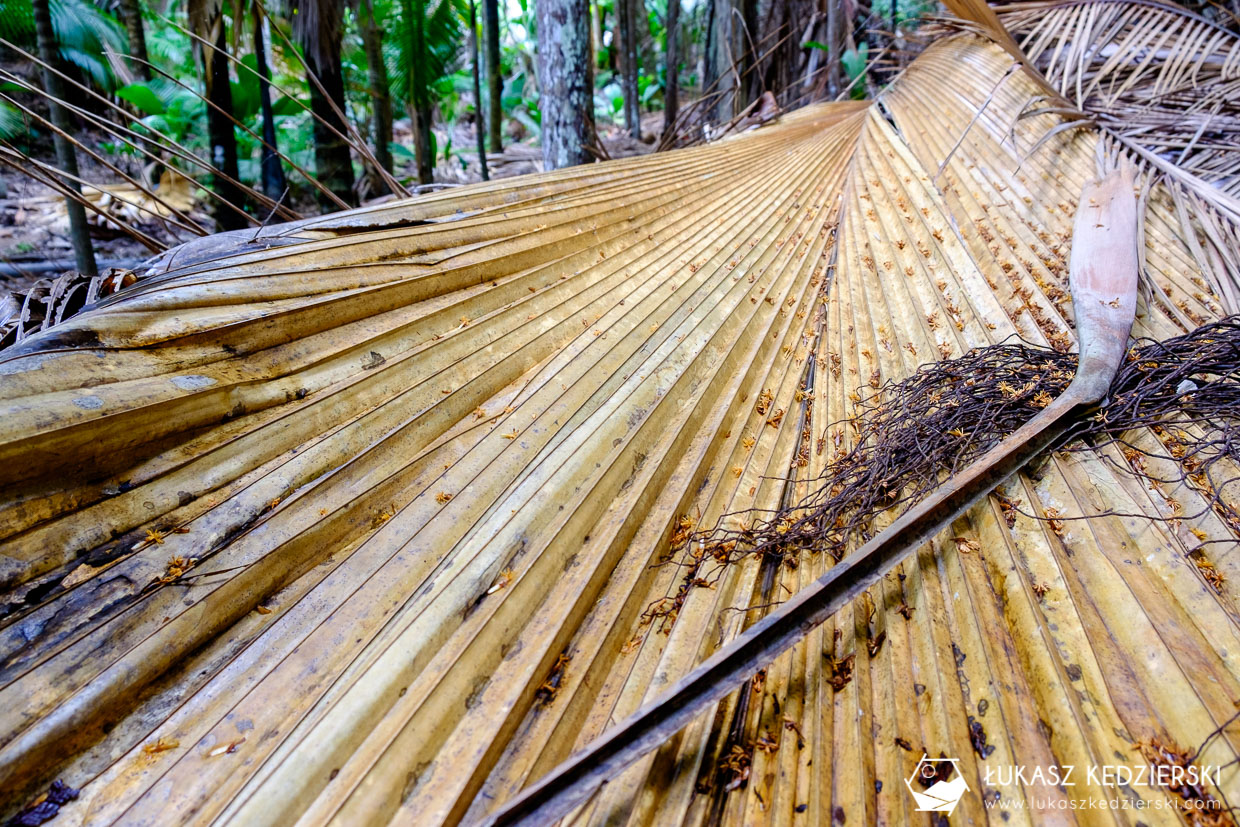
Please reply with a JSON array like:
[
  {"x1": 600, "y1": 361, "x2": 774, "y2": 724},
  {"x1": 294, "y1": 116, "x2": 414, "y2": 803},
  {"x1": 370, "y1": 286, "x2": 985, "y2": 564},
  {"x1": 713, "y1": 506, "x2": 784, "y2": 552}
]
[
  {"x1": 252, "y1": 3, "x2": 288, "y2": 202},
  {"x1": 703, "y1": 0, "x2": 716, "y2": 107},
  {"x1": 410, "y1": 106, "x2": 433, "y2": 184},
  {"x1": 662, "y1": 0, "x2": 679, "y2": 136},
  {"x1": 711, "y1": 0, "x2": 735, "y2": 120},
  {"x1": 469, "y1": 0, "x2": 489, "y2": 180},
  {"x1": 358, "y1": 0, "x2": 394, "y2": 188},
  {"x1": 203, "y1": 13, "x2": 248, "y2": 229},
  {"x1": 301, "y1": 0, "x2": 358, "y2": 209},
  {"x1": 535, "y1": 0, "x2": 593, "y2": 169},
  {"x1": 31, "y1": 0, "x2": 96, "y2": 275},
  {"x1": 403, "y1": 0, "x2": 435, "y2": 185},
  {"x1": 483, "y1": 0, "x2": 502, "y2": 152},
  {"x1": 826, "y1": 0, "x2": 846, "y2": 96},
  {"x1": 590, "y1": 0, "x2": 601, "y2": 66},
  {"x1": 617, "y1": 0, "x2": 640, "y2": 138},
  {"x1": 117, "y1": 0, "x2": 150, "y2": 81},
  {"x1": 741, "y1": 0, "x2": 758, "y2": 102}
]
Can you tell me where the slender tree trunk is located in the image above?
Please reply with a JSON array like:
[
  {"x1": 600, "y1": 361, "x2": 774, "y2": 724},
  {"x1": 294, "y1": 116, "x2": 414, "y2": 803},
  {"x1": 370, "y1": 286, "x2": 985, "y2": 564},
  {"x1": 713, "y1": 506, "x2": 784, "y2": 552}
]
[
  {"x1": 712, "y1": 0, "x2": 736, "y2": 120},
  {"x1": 741, "y1": 0, "x2": 758, "y2": 102},
  {"x1": 204, "y1": 17, "x2": 249, "y2": 230},
  {"x1": 590, "y1": 0, "x2": 601, "y2": 67},
  {"x1": 825, "y1": 0, "x2": 843, "y2": 96},
  {"x1": 662, "y1": 0, "x2": 680, "y2": 136},
  {"x1": 32, "y1": 0, "x2": 96, "y2": 275},
  {"x1": 409, "y1": 107, "x2": 433, "y2": 184},
  {"x1": 358, "y1": 0, "x2": 394, "y2": 189},
  {"x1": 617, "y1": 0, "x2": 640, "y2": 138},
  {"x1": 483, "y1": 0, "x2": 502, "y2": 152},
  {"x1": 404, "y1": 0, "x2": 434, "y2": 185},
  {"x1": 302, "y1": 0, "x2": 357, "y2": 209},
  {"x1": 703, "y1": 0, "x2": 716, "y2": 106},
  {"x1": 469, "y1": 0, "x2": 489, "y2": 180},
  {"x1": 535, "y1": 0, "x2": 593, "y2": 170},
  {"x1": 117, "y1": 0, "x2": 150, "y2": 81},
  {"x1": 252, "y1": 3, "x2": 288, "y2": 202}
]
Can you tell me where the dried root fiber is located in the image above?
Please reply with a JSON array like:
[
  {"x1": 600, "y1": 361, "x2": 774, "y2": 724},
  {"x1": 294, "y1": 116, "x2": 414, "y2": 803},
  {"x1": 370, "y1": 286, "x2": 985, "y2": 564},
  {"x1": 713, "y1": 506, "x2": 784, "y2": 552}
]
[{"x1": 650, "y1": 318, "x2": 1240, "y2": 625}]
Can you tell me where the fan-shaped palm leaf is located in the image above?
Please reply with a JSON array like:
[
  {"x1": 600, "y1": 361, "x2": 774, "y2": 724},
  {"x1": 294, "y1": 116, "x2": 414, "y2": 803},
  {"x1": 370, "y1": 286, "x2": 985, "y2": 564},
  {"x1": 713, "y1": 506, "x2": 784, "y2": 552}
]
[{"x1": 0, "y1": 0, "x2": 126, "y2": 90}]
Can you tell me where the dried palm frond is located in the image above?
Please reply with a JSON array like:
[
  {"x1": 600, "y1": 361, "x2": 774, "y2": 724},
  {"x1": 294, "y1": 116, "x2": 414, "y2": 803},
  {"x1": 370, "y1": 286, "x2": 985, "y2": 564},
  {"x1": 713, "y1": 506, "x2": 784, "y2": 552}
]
[
  {"x1": 2, "y1": 23, "x2": 1240, "y2": 827},
  {"x1": 0, "y1": 267, "x2": 136, "y2": 349},
  {"x1": 938, "y1": 0, "x2": 1240, "y2": 315},
  {"x1": 999, "y1": 0, "x2": 1240, "y2": 196}
]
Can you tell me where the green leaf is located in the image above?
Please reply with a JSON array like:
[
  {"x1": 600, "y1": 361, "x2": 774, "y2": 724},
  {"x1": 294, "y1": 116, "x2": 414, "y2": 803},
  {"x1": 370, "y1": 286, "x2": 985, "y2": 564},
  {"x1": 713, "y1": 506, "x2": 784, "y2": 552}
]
[
  {"x1": 272, "y1": 95, "x2": 304, "y2": 118},
  {"x1": 842, "y1": 43, "x2": 870, "y2": 99},
  {"x1": 0, "y1": 102, "x2": 25, "y2": 140},
  {"x1": 231, "y1": 54, "x2": 261, "y2": 122},
  {"x1": 116, "y1": 83, "x2": 165, "y2": 116},
  {"x1": 804, "y1": 40, "x2": 830, "y2": 52},
  {"x1": 842, "y1": 44, "x2": 869, "y2": 82}
]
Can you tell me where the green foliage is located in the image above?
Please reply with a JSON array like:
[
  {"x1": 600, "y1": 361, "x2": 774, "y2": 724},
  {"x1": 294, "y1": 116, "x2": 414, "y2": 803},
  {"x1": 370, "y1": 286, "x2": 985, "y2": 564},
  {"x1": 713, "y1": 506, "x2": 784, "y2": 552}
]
[
  {"x1": 0, "y1": 0, "x2": 126, "y2": 90},
  {"x1": 389, "y1": 0, "x2": 465, "y2": 112},
  {"x1": 0, "y1": 81, "x2": 30, "y2": 141},
  {"x1": 117, "y1": 79, "x2": 200, "y2": 141},
  {"x1": 0, "y1": 101, "x2": 24, "y2": 140},
  {"x1": 3, "y1": 0, "x2": 907, "y2": 205},
  {"x1": 842, "y1": 42, "x2": 869, "y2": 100},
  {"x1": 115, "y1": 82, "x2": 165, "y2": 116},
  {"x1": 891, "y1": 0, "x2": 937, "y2": 25}
]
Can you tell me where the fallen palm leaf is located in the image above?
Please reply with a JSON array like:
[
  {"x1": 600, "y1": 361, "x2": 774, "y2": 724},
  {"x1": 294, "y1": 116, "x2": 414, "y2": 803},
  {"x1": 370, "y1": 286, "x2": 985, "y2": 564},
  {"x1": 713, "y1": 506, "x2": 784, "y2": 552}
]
[
  {"x1": 486, "y1": 162, "x2": 1141, "y2": 824},
  {"x1": 1, "y1": 8, "x2": 1239, "y2": 826}
]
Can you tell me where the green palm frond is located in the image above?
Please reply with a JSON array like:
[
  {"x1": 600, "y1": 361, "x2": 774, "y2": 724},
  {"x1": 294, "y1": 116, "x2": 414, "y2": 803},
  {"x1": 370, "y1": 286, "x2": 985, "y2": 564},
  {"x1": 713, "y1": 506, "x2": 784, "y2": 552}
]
[
  {"x1": 388, "y1": 0, "x2": 465, "y2": 110},
  {"x1": 0, "y1": 100, "x2": 24, "y2": 139},
  {"x1": 0, "y1": 0, "x2": 126, "y2": 90}
]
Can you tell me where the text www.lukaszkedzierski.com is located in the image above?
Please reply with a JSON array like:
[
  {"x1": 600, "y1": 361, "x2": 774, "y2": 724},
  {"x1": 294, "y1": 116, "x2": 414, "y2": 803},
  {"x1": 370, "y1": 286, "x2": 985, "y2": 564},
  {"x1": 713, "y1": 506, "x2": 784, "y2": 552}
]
[{"x1": 985, "y1": 796, "x2": 1221, "y2": 813}]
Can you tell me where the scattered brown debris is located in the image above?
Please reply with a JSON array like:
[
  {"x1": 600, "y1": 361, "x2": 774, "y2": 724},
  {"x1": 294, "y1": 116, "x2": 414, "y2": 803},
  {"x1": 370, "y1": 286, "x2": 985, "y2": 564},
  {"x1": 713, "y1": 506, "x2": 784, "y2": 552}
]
[
  {"x1": 783, "y1": 716, "x2": 806, "y2": 749},
  {"x1": 826, "y1": 653, "x2": 856, "y2": 692},
  {"x1": 143, "y1": 737, "x2": 180, "y2": 755},
  {"x1": 719, "y1": 744, "x2": 753, "y2": 791},
  {"x1": 157, "y1": 556, "x2": 198, "y2": 585},
  {"x1": 1135, "y1": 738, "x2": 1228, "y2": 826},
  {"x1": 968, "y1": 716, "x2": 995, "y2": 758},
  {"x1": 535, "y1": 651, "x2": 571, "y2": 705},
  {"x1": 1188, "y1": 550, "x2": 1226, "y2": 593},
  {"x1": 951, "y1": 536, "x2": 980, "y2": 554},
  {"x1": 755, "y1": 730, "x2": 781, "y2": 753}
]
